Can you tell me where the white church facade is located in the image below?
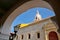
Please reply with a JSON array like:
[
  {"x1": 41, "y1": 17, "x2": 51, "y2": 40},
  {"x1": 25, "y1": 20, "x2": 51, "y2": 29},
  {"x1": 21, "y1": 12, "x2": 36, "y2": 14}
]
[{"x1": 14, "y1": 11, "x2": 60, "y2": 40}]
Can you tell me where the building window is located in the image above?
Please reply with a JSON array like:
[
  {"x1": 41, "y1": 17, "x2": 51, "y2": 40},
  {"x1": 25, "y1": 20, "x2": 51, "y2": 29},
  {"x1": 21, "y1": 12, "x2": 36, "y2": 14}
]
[
  {"x1": 21, "y1": 35, "x2": 23, "y2": 39},
  {"x1": 37, "y1": 33, "x2": 40, "y2": 38},
  {"x1": 28, "y1": 34, "x2": 31, "y2": 39}
]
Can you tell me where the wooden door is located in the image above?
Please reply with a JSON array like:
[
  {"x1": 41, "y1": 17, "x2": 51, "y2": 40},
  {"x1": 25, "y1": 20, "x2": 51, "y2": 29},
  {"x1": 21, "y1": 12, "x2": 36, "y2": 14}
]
[{"x1": 49, "y1": 31, "x2": 58, "y2": 40}]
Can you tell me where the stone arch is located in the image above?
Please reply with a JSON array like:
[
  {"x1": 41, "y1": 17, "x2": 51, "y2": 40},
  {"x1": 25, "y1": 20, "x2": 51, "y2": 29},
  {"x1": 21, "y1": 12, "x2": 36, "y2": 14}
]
[
  {"x1": 1, "y1": 0, "x2": 55, "y2": 35},
  {"x1": 49, "y1": 31, "x2": 58, "y2": 40}
]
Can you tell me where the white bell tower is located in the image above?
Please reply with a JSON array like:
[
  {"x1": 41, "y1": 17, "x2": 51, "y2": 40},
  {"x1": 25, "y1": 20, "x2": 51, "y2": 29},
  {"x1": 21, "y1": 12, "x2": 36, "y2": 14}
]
[{"x1": 34, "y1": 10, "x2": 42, "y2": 22}]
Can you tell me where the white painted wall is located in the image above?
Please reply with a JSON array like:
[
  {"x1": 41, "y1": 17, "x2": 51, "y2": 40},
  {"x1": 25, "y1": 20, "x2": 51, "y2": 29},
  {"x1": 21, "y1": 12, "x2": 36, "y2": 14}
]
[{"x1": 17, "y1": 18, "x2": 51, "y2": 40}]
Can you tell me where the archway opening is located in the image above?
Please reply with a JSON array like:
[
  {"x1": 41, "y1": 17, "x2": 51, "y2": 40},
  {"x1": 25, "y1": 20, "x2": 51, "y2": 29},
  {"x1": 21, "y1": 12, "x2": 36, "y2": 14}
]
[{"x1": 11, "y1": 7, "x2": 55, "y2": 33}]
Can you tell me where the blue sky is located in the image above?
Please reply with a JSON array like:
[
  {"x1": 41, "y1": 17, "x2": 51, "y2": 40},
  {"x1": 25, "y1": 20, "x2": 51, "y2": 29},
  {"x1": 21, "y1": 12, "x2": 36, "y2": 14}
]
[{"x1": 11, "y1": 8, "x2": 55, "y2": 32}]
